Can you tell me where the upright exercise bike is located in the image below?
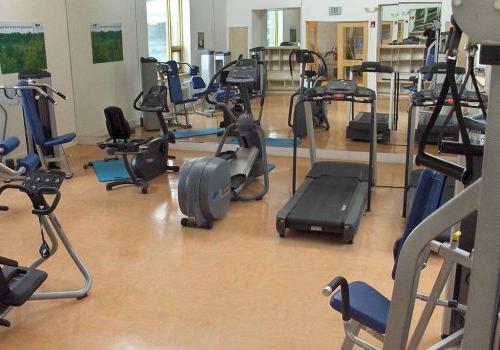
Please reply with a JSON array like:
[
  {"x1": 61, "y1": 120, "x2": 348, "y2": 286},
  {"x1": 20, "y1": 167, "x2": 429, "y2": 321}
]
[{"x1": 178, "y1": 58, "x2": 269, "y2": 229}]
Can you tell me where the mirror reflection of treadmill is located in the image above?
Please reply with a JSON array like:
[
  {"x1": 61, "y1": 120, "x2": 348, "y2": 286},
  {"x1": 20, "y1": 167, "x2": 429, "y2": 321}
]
[{"x1": 276, "y1": 79, "x2": 378, "y2": 244}]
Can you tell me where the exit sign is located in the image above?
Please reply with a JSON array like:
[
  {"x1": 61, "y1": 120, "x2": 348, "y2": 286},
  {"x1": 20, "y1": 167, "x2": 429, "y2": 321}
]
[{"x1": 329, "y1": 6, "x2": 342, "y2": 16}]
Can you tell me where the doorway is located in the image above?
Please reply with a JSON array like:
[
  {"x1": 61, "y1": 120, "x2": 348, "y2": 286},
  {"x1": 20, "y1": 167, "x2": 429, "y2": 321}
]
[
  {"x1": 306, "y1": 21, "x2": 369, "y2": 84},
  {"x1": 229, "y1": 27, "x2": 249, "y2": 60}
]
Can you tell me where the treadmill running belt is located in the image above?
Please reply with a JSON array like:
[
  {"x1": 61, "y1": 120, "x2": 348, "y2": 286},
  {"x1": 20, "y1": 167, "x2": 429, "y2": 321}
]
[{"x1": 287, "y1": 176, "x2": 360, "y2": 231}]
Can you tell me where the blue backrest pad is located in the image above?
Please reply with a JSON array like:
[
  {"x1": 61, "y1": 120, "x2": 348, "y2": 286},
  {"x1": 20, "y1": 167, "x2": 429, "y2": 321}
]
[{"x1": 392, "y1": 169, "x2": 447, "y2": 279}]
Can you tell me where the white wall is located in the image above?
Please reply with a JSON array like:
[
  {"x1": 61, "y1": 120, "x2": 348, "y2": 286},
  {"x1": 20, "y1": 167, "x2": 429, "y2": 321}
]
[
  {"x1": 252, "y1": 10, "x2": 267, "y2": 47},
  {"x1": 65, "y1": 0, "x2": 146, "y2": 137},
  {"x1": 227, "y1": 0, "x2": 452, "y2": 90},
  {"x1": 282, "y1": 8, "x2": 301, "y2": 43},
  {"x1": 227, "y1": 0, "x2": 301, "y2": 48},
  {"x1": 188, "y1": 0, "x2": 228, "y2": 67},
  {"x1": 0, "y1": 0, "x2": 77, "y2": 156}
]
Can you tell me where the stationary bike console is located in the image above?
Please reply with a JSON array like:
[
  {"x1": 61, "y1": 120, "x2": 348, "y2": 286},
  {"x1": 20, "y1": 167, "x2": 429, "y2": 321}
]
[
  {"x1": 0, "y1": 170, "x2": 64, "y2": 215},
  {"x1": 226, "y1": 59, "x2": 258, "y2": 84},
  {"x1": 23, "y1": 170, "x2": 65, "y2": 193}
]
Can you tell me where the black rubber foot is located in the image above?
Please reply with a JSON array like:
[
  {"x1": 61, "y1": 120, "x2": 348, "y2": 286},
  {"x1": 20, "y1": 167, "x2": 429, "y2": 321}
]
[
  {"x1": 76, "y1": 294, "x2": 88, "y2": 300},
  {"x1": 277, "y1": 220, "x2": 286, "y2": 238},
  {"x1": 343, "y1": 236, "x2": 354, "y2": 244},
  {"x1": 204, "y1": 222, "x2": 214, "y2": 229},
  {"x1": 181, "y1": 218, "x2": 189, "y2": 227},
  {"x1": 0, "y1": 318, "x2": 11, "y2": 327},
  {"x1": 141, "y1": 186, "x2": 148, "y2": 194}
]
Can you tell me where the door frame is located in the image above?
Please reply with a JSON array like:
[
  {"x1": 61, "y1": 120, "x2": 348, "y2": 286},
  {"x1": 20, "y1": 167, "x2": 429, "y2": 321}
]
[{"x1": 336, "y1": 21, "x2": 369, "y2": 85}]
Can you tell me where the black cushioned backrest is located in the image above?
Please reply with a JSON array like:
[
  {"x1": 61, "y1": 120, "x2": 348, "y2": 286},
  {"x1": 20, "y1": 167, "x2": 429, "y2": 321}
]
[
  {"x1": 104, "y1": 106, "x2": 132, "y2": 141},
  {"x1": 0, "y1": 271, "x2": 9, "y2": 300}
]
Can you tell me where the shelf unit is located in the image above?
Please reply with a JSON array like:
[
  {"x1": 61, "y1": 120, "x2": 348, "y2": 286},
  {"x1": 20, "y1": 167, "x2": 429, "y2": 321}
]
[
  {"x1": 378, "y1": 44, "x2": 426, "y2": 95},
  {"x1": 265, "y1": 46, "x2": 300, "y2": 91}
]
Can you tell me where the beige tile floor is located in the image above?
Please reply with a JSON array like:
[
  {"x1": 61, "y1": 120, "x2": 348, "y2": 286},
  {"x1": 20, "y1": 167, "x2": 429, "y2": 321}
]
[{"x1": 0, "y1": 144, "x2": 446, "y2": 349}]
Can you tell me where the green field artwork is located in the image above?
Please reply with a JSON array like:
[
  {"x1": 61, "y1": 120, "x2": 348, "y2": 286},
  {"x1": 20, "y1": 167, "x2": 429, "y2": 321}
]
[
  {"x1": 0, "y1": 22, "x2": 47, "y2": 74},
  {"x1": 91, "y1": 23, "x2": 124, "y2": 64}
]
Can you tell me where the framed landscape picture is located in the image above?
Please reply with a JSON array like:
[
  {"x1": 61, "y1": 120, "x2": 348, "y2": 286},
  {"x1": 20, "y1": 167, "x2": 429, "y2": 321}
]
[
  {"x1": 90, "y1": 22, "x2": 124, "y2": 64},
  {"x1": 0, "y1": 21, "x2": 47, "y2": 74}
]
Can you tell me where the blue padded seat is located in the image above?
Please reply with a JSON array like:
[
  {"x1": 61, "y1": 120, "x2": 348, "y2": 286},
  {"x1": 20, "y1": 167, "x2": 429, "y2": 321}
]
[
  {"x1": 43, "y1": 133, "x2": 76, "y2": 148},
  {"x1": 329, "y1": 169, "x2": 446, "y2": 335},
  {"x1": 331, "y1": 281, "x2": 390, "y2": 334}
]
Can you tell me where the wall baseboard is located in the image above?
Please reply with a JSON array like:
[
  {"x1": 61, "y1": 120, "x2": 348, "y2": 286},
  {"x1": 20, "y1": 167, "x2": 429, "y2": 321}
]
[{"x1": 169, "y1": 140, "x2": 408, "y2": 163}]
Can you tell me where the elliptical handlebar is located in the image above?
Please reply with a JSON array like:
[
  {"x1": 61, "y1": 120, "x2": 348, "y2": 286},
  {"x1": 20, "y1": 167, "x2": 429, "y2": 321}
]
[
  {"x1": 289, "y1": 49, "x2": 329, "y2": 91},
  {"x1": 204, "y1": 57, "x2": 267, "y2": 124},
  {"x1": 0, "y1": 183, "x2": 61, "y2": 215}
]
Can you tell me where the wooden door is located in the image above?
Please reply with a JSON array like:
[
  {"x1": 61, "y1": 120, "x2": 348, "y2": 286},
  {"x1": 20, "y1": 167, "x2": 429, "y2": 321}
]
[
  {"x1": 337, "y1": 22, "x2": 369, "y2": 85},
  {"x1": 306, "y1": 21, "x2": 318, "y2": 51},
  {"x1": 229, "y1": 27, "x2": 248, "y2": 61}
]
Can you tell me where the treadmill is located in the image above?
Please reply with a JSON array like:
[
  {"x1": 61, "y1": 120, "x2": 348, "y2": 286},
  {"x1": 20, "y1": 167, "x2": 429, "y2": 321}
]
[
  {"x1": 276, "y1": 79, "x2": 377, "y2": 244},
  {"x1": 345, "y1": 62, "x2": 398, "y2": 144}
]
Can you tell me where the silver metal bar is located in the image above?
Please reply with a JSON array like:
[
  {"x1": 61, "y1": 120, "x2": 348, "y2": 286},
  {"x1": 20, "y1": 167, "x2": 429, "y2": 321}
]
[
  {"x1": 343, "y1": 321, "x2": 380, "y2": 350},
  {"x1": 384, "y1": 179, "x2": 481, "y2": 349},
  {"x1": 389, "y1": 72, "x2": 395, "y2": 128},
  {"x1": 427, "y1": 328, "x2": 464, "y2": 350},
  {"x1": 462, "y1": 64, "x2": 500, "y2": 350},
  {"x1": 408, "y1": 256, "x2": 457, "y2": 349},
  {"x1": 341, "y1": 320, "x2": 361, "y2": 350},
  {"x1": 30, "y1": 215, "x2": 59, "y2": 269},
  {"x1": 304, "y1": 100, "x2": 316, "y2": 166},
  {"x1": 371, "y1": 100, "x2": 378, "y2": 186},
  {"x1": 31, "y1": 213, "x2": 92, "y2": 300}
]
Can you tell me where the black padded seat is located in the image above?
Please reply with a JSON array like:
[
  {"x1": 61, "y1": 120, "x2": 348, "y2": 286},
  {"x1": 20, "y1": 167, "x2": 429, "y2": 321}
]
[{"x1": 1, "y1": 265, "x2": 47, "y2": 307}]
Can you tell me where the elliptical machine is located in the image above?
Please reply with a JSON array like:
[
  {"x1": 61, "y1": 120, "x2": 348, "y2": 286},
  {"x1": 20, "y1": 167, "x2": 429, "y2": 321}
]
[
  {"x1": 178, "y1": 58, "x2": 269, "y2": 229},
  {"x1": 288, "y1": 49, "x2": 330, "y2": 132}
]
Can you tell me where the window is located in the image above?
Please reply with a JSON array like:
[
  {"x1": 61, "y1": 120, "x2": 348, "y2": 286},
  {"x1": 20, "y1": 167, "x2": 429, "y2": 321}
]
[
  {"x1": 266, "y1": 10, "x2": 284, "y2": 46},
  {"x1": 147, "y1": 0, "x2": 183, "y2": 62}
]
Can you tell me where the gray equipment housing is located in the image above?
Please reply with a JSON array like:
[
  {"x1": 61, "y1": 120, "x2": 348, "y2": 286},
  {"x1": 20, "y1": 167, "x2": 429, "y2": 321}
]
[
  {"x1": 249, "y1": 47, "x2": 266, "y2": 96},
  {"x1": 215, "y1": 51, "x2": 231, "y2": 84},
  {"x1": 140, "y1": 57, "x2": 161, "y2": 130},
  {"x1": 200, "y1": 50, "x2": 215, "y2": 88},
  {"x1": 178, "y1": 157, "x2": 231, "y2": 229}
]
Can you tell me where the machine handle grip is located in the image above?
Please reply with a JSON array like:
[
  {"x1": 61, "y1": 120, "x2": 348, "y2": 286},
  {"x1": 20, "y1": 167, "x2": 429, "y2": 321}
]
[
  {"x1": 55, "y1": 91, "x2": 67, "y2": 100},
  {"x1": 31, "y1": 187, "x2": 61, "y2": 215},
  {"x1": 439, "y1": 141, "x2": 484, "y2": 157},
  {"x1": 46, "y1": 95, "x2": 57, "y2": 105},
  {"x1": 322, "y1": 276, "x2": 351, "y2": 321},
  {"x1": 416, "y1": 152, "x2": 472, "y2": 184},
  {"x1": 133, "y1": 91, "x2": 144, "y2": 111},
  {"x1": 447, "y1": 17, "x2": 463, "y2": 56}
]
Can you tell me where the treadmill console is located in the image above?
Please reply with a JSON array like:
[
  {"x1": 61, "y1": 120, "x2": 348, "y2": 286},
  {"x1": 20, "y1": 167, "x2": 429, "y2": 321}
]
[
  {"x1": 326, "y1": 79, "x2": 358, "y2": 94},
  {"x1": 226, "y1": 59, "x2": 258, "y2": 84}
]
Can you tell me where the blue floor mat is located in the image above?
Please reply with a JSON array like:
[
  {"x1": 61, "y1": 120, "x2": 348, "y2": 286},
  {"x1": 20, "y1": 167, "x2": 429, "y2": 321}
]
[
  {"x1": 227, "y1": 137, "x2": 301, "y2": 148},
  {"x1": 174, "y1": 127, "x2": 224, "y2": 139},
  {"x1": 92, "y1": 159, "x2": 130, "y2": 182},
  {"x1": 91, "y1": 160, "x2": 275, "y2": 183}
]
